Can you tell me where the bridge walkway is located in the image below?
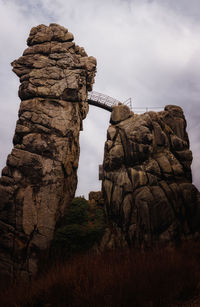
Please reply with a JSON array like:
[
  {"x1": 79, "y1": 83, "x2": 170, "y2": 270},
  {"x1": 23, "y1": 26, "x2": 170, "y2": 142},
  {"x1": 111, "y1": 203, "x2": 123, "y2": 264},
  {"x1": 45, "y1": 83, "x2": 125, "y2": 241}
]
[
  {"x1": 87, "y1": 91, "x2": 132, "y2": 112},
  {"x1": 87, "y1": 91, "x2": 163, "y2": 113}
]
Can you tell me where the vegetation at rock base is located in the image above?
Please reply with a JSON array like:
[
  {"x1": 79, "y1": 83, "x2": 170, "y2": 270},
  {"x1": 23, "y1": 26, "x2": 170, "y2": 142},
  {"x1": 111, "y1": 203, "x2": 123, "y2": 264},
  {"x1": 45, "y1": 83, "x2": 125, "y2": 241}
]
[
  {"x1": 51, "y1": 197, "x2": 106, "y2": 257},
  {"x1": 1, "y1": 241, "x2": 200, "y2": 306}
]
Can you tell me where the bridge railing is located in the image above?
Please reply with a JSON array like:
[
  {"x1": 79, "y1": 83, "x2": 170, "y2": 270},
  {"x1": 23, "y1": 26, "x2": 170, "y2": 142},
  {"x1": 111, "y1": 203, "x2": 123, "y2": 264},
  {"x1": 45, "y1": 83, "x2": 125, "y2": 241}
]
[
  {"x1": 123, "y1": 97, "x2": 133, "y2": 110},
  {"x1": 88, "y1": 91, "x2": 120, "y2": 109},
  {"x1": 88, "y1": 91, "x2": 133, "y2": 111},
  {"x1": 87, "y1": 91, "x2": 163, "y2": 113},
  {"x1": 132, "y1": 107, "x2": 164, "y2": 113}
]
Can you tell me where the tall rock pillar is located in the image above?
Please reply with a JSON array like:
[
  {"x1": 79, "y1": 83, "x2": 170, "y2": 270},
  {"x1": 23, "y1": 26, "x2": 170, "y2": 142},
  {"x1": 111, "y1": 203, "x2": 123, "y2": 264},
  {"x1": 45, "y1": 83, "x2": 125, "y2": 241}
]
[
  {"x1": 0, "y1": 24, "x2": 96, "y2": 280},
  {"x1": 102, "y1": 105, "x2": 200, "y2": 248}
]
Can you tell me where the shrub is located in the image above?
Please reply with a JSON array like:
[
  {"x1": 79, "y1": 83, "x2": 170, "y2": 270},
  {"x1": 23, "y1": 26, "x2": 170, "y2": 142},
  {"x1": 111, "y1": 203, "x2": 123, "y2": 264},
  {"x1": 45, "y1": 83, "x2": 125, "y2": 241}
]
[
  {"x1": 51, "y1": 197, "x2": 106, "y2": 257},
  {"x1": 65, "y1": 197, "x2": 89, "y2": 225}
]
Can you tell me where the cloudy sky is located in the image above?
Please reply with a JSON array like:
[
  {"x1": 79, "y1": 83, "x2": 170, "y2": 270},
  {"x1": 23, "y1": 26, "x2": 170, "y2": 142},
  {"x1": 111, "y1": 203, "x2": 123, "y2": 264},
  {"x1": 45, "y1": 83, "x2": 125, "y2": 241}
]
[{"x1": 0, "y1": 0, "x2": 200, "y2": 198}]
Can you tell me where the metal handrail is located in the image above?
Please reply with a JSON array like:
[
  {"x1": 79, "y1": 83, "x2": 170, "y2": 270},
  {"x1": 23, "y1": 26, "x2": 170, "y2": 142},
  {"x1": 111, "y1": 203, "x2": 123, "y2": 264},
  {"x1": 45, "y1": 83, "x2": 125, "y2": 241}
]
[
  {"x1": 87, "y1": 91, "x2": 163, "y2": 113},
  {"x1": 88, "y1": 91, "x2": 120, "y2": 105},
  {"x1": 87, "y1": 91, "x2": 132, "y2": 111},
  {"x1": 132, "y1": 107, "x2": 163, "y2": 113}
]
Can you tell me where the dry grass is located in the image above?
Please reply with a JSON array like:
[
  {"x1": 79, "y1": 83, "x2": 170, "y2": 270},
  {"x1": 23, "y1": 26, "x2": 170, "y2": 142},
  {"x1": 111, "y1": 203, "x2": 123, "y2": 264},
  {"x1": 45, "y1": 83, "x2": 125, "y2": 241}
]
[{"x1": 1, "y1": 241, "x2": 200, "y2": 307}]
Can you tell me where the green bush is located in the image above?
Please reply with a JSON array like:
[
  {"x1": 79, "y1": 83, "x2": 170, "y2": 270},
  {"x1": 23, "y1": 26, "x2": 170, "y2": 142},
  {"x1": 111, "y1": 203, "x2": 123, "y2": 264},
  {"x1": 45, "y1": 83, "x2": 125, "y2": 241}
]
[
  {"x1": 65, "y1": 197, "x2": 89, "y2": 225},
  {"x1": 52, "y1": 197, "x2": 106, "y2": 256}
]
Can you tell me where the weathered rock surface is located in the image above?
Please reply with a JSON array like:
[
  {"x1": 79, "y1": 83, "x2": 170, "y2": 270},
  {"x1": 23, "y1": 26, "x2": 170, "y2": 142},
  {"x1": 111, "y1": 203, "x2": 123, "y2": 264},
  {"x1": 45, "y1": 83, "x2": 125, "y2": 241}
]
[
  {"x1": 88, "y1": 191, "x2": 128, "y2": 252},
  {"x1": 0, "y1": 24, "x2": 96, "y2": 280},
  {"x1": 102, "y1": 105, "x2": 200, "y2": 247},
  {"x1": 95, "y1": 225, "x2": 128, "y2": 253},
  {"x1": 88, "y1": 191, "x2": 104, "y2": 206},
  {"x1": 110, "y1": 104, "x2": 131, "y2": 124}
]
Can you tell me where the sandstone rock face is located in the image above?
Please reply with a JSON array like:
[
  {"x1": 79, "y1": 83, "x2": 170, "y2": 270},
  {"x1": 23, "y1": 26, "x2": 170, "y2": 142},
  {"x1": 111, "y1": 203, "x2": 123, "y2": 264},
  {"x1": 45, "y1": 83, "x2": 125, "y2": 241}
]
[
  {"x1": 88, "y1": 191, "x2": 128, "y2": 252},
  {"x1": 110, "y1": 104, "x2": 131, "y2": 124},
  {"x1": 0, "y1": 24, "x2": 96, "y2": 280},
  {"x1": 95, "y1": 225, "x2": 128, "y2": 253},
  {"x1": 88, "y1": 191, "x2": 104, "y2": 206},
  {"x1": 102, "y1": 105, "x2": 200, "y2": 247}
]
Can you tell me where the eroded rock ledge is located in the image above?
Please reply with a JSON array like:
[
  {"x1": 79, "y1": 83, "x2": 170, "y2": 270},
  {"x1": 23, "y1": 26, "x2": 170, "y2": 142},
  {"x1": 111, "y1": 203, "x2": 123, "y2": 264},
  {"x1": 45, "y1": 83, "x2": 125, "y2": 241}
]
[
  {"x1": 0, "y1": 24, "x2": 96, "y2": 280},
  {"x1": 102, "y1": 104, "x2": 200, "y2": 247}
]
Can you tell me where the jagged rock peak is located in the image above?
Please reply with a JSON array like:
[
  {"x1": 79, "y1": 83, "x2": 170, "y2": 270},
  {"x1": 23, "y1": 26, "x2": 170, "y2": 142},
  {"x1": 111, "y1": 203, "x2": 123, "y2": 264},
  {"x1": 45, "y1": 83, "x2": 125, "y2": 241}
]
[
  {"x1": 27, "y1": 24, "x2": 74, "y2": 46},
  {"x1": 11, "y1": 23, "x2": 97, "y2": 101}
]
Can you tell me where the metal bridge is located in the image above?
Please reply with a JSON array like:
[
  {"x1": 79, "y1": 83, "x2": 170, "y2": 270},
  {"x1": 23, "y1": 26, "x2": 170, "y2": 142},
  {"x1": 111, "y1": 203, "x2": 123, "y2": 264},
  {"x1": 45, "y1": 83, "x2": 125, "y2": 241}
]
[
  {"x1": 87, "y1": 91, "x2": 132, "y2": 112},
  {"x1": 87, "y1": 91, "x2": 163, "y2": 113}
]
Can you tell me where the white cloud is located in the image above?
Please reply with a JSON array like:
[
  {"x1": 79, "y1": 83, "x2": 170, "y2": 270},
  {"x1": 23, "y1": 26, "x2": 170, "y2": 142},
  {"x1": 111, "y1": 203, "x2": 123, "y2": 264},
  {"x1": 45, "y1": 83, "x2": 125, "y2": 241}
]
[{"x1": 0, "y1": 0, "x2": 200, "y2": 197}]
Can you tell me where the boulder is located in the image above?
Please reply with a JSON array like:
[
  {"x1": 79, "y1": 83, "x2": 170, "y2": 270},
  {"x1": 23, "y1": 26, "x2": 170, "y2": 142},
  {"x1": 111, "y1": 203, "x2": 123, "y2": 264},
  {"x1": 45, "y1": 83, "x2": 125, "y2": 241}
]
[{"x1": 110, "y1": 104, "x2": 130, "y2": 124}]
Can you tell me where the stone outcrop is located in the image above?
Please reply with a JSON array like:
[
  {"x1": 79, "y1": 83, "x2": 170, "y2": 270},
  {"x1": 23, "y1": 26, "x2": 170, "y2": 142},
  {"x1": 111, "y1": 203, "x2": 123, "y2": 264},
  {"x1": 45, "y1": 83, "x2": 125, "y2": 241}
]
[
  {"x1": 88, "y1": 191, "x2": 104, "y2": 206},
  {"x1": 102, "y1": 105, "x2": 200, "y2": 247},
  {"x1": 95, "y1": 225, "x2": 128, "y2": 252},
  {"x1": 88, "y1": 191, "x2": 128, "y2": 252},
  {"x1": 0, "y1": 24, "x2": 96, "y2": 280}
]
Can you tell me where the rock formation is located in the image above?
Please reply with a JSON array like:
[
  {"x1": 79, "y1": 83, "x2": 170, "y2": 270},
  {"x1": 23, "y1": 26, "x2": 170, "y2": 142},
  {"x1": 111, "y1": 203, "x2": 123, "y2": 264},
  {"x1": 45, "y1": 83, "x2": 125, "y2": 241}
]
[
  {"x1": 102, "y1": 104, "x2": 200, "y2": 247},
  {"x1": 88, "y1": 191, "x2": 128, "y2": 252},
  {"x1": 0, "y1": 24, "x2": 96, "y2": 280},
  {"x1": 88, "y1": 191, "x2": 104, "y2": 207}
]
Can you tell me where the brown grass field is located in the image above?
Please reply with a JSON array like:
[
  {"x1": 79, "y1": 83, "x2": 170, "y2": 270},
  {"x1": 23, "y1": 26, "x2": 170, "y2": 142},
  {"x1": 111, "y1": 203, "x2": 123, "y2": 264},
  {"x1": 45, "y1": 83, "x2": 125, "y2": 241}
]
[{"x1": 1, "y1": 241, "x2": 200, "y2": 307}]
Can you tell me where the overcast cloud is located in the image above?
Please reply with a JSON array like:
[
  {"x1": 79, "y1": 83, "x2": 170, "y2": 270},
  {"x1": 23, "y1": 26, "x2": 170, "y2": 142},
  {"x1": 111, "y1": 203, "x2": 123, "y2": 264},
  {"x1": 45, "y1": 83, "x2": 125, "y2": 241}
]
[{"x1": 0, "y1": 0, "x2": 200, "y2": 198}]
